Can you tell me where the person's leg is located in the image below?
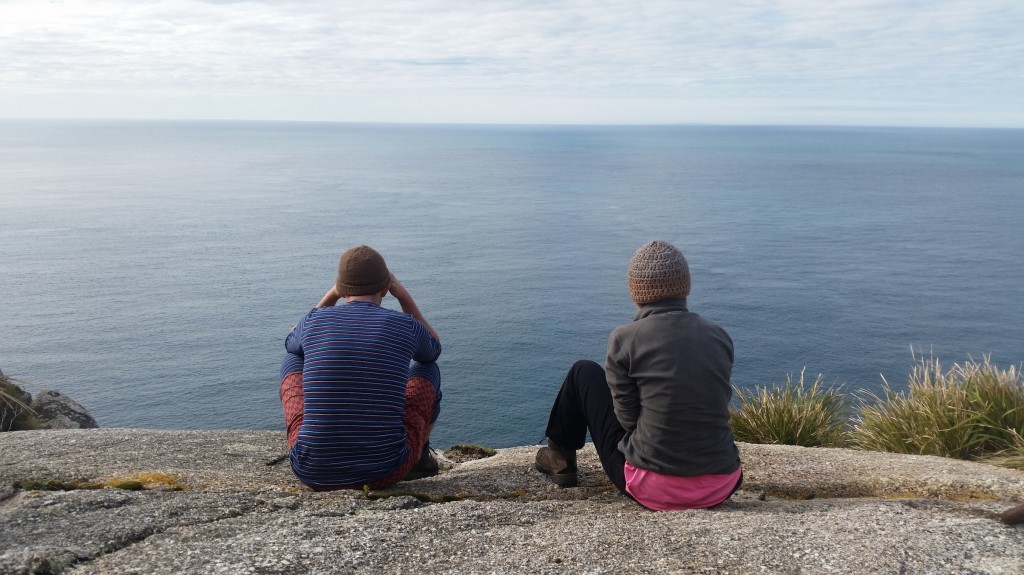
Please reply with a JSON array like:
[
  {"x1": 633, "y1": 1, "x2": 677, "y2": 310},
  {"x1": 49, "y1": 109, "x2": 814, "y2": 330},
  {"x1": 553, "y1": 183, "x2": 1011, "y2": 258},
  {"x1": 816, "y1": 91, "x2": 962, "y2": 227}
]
[
  {"x1": 544, "y1": 360, "x2": 602, "y2": 449},
  {"x1": 404, "y1": 361, "x2": 442, "y2": 478},
  {"x1": 540, "y1": 360, "x2": 630, "y2": 494},
  {"x1": 368, "y1": 362, "x2": 441, "y2": 488},
  {"x1": 279, "y1": 353, "x2": 305, "y2": 450},
  {"x1": 410, "y1": 361, "x2": 442, "y2": 425},
  {"x1": 571, "y1": 362, "x2": 630, "y2": 495}
]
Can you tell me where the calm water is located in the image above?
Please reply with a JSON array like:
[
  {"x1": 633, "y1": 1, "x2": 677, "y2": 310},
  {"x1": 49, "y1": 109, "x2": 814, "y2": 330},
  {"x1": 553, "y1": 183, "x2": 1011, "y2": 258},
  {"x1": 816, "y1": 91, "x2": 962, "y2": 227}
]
[{"x1": 1, "y1": 120, "x2": 1022, "y2": 448}]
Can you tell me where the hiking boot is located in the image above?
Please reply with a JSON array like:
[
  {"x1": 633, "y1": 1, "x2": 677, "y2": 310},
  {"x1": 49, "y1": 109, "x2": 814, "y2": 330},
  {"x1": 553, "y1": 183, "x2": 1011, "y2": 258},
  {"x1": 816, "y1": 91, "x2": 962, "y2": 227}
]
[
  {"x1": 534, "y1": 442, "x2": 578, "y2": 487},
  {"x1": 403, "y1": 443, "x2": 441, "y2": 481}
]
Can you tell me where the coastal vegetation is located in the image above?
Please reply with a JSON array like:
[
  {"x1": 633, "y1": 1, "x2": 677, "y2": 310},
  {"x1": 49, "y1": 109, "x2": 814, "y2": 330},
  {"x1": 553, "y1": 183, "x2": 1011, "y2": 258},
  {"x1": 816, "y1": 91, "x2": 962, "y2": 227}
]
[
  {"x1": 0, "y1": 374, "x2": 38, "y2": 432},
  {"x1": 731, "y1": 355, "x2": 1024, "y2": 463},
  {"x1": 444, "y1": 443, "x2": 498, "y2": 463},
  {"x1": 731, "y1": 370, "x2": 848, "y2": 448}
]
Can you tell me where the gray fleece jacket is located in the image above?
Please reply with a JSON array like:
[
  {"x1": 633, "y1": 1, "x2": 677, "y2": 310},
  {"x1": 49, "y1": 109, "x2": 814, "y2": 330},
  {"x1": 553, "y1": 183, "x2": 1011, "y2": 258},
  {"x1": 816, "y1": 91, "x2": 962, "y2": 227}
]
[{"x1": 605, "y1": 299, "x2": 740, "y2": 477}]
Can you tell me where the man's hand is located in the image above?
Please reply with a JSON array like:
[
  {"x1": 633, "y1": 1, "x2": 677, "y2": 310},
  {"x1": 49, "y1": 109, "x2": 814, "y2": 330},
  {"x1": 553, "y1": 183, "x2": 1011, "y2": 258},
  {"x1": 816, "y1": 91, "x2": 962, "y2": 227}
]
[
  {"x1": 315, "y1": 285, "x2": 342, "y2": 308},
  {"x1": 387, "y1": 273, "x2": 440, "y2": 342},
  {"x1": 388, "y1": 273, "x2": 411, "y2": 302}
]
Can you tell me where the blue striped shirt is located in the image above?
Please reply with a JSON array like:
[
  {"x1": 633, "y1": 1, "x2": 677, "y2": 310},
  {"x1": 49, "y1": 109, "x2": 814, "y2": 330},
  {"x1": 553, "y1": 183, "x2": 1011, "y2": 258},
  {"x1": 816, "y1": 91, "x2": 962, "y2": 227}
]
[{"x1": 284, "y1": 300, "x2": 441, "y2": 487}]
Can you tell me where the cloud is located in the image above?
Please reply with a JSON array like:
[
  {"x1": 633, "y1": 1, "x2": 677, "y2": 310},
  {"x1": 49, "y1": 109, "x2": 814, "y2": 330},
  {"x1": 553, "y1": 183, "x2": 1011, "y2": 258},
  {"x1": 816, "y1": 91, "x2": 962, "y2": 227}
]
[{"x1": 0, "y1": 0, "x2": 1021, "y2": 125}]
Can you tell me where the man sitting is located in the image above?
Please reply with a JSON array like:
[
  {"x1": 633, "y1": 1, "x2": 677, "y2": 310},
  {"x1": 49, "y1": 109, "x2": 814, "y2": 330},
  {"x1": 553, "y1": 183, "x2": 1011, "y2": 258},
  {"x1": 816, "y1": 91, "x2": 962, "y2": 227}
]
[{"x1": 279, "y1": 245, "x2": 442, "y2": 490}]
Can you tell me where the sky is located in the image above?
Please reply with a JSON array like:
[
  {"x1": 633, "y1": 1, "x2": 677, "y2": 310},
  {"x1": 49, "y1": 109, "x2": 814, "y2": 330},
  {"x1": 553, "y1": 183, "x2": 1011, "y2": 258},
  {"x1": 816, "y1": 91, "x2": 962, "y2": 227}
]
[{"x1": 1, "y1": 0, "x2": 1022, "y2": 127}]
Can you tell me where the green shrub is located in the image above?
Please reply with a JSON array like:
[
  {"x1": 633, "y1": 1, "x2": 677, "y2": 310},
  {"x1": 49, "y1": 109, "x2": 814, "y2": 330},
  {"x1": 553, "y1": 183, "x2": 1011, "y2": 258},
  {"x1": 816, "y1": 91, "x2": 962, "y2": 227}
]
[
  {"x1": 1, "y1": 376, "x2": 39, "y2": 432},
  {"x1": 963, "y1": 359, "x2": 1024, "y2": 454},
  {"x1": 731, "y1": 370, "x2": 848, "y2": 447},
  {"x1": 850, "y1": 355, "x2": 1024, "y2": 459}
]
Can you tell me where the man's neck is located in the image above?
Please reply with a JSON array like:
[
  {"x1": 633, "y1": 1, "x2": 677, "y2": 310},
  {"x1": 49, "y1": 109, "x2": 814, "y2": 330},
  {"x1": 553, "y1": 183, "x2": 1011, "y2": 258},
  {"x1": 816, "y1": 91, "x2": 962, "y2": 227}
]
[{"x1": 344, "y1": 294, "x2": 382, "y2": 305}]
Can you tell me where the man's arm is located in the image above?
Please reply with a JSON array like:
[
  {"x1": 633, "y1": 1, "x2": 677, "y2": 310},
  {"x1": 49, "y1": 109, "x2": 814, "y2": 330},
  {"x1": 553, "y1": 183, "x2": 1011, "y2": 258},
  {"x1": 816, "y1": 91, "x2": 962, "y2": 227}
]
[
  {"x1": 285, "y1": 286, "x2": 339, "y2": 353},
  {"x1": 315, "y1": 286, "x2": 342, "y2": 309},
  {"x1": 388, "y1": 274, "x2": 440, "y2": 342},
  {"x1": 285, "y1": 313, "x2": 306, "y2": 355}
]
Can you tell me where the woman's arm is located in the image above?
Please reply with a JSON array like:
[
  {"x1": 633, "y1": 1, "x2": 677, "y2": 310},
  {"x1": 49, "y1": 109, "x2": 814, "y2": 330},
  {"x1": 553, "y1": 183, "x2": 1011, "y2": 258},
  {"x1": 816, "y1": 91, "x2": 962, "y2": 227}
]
[{"x1": 606, "y1": 335, "x2": 639, "y2": 432}]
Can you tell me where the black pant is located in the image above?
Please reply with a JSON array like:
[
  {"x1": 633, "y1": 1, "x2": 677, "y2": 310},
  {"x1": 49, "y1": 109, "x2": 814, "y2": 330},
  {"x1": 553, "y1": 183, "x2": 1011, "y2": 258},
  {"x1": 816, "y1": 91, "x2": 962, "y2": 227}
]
[{"x1": 544, "y1": 359, "x2": 631, "y2": 496}]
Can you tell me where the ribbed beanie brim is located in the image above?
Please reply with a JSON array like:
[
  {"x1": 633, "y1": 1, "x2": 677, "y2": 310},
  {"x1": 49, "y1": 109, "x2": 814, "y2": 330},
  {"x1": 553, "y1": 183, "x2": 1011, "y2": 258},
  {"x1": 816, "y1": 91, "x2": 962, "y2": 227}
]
[{"x1": 627, "y1": 240, "x2": 691, "y2": 305}]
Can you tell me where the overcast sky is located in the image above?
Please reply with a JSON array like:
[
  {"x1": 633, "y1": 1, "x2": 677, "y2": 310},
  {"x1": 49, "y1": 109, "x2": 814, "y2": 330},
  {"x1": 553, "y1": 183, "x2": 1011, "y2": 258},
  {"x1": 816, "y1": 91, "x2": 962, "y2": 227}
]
[{"x1": 1, "y1": 0, "x2": 1022, "y2": 126}]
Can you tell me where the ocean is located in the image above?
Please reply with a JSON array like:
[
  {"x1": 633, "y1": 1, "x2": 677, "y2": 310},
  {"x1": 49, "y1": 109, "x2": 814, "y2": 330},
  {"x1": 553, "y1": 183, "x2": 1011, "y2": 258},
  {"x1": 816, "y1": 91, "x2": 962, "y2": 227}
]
[{"x1": 1, "y1": 120, "x2": 1022, "y2": 448}]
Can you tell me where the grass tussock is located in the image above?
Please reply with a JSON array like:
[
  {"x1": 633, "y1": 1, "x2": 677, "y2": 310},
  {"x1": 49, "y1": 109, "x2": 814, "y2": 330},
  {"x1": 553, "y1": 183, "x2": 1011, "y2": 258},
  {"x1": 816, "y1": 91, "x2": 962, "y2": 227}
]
[
  {"x1": 1010, "y1": 428, "x2": 1024, "y2": 456},
  {"x1": 989, "y1": 428, "x2": 1024, "y2": 469},
  {"x1": 731, "y1": 370, "x2": 848, "y2": 447},
  {"x1": 1, "y1": 375, "x2": 39, "y2": 432},
  {"x1": 851, "y1": 355, "x2": 1024, "y2": 460}
]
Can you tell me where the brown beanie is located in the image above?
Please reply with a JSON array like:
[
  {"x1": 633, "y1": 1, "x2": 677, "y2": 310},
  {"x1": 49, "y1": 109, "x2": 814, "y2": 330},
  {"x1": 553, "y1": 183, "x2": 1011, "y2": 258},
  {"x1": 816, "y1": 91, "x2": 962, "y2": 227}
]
[
  {"x1": 336, "y1": 245, "x2": 391, "y2": 296},
  {"x1": 627, "y1": 240, "x2": 691, "y2": 305}
]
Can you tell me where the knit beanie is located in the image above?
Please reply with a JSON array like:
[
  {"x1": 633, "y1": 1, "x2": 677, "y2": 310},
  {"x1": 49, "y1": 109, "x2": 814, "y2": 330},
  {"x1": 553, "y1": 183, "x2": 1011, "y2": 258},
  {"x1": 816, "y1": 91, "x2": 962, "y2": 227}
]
[
  {"x1": 336, "y1": 245, "x2": 391, "y2": 296},
  {"x1": 627, "y1": 240, "x2": 691, "y2": 305}
]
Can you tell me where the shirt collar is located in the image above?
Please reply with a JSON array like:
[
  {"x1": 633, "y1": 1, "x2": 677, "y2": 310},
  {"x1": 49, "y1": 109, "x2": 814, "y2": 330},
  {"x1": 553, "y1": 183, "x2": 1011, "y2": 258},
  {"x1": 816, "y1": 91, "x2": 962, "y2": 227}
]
[{"x1": 634, "y1": 298, "x2": 689, "y2": 320}]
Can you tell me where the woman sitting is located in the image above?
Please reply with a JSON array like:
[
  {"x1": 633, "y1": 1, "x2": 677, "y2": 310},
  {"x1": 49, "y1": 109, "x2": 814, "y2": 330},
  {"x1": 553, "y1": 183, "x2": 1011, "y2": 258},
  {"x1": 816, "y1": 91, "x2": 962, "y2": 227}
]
[{"x1": 536, "y1": 240, "x2": 742, "y2": 510}]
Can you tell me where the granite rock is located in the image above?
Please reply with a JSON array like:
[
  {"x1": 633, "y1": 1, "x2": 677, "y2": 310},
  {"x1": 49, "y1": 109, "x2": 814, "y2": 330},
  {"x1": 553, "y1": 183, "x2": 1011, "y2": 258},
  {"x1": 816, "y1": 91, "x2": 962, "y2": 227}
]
[
  {"x1": 31, "y1": 390, "x2": 99, "y2": 430},
  {"x1": 1, "y1": 429, "x2": 1022, "y2": 575}
]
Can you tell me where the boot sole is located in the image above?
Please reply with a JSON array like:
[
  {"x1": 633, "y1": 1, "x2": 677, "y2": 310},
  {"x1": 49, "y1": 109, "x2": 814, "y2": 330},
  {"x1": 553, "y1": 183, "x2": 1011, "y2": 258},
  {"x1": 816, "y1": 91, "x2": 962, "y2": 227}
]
[{"x1": 534, "y1": 462, "x2": 578, "y2": 488}]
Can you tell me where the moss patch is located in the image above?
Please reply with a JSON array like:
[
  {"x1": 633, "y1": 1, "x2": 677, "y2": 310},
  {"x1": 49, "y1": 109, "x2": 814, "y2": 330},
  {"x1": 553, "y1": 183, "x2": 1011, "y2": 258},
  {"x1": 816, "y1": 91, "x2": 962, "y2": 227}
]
[
  {"x1": 17, "y1": 479, "x2": 87, "y2": 491},
  {"x1": 444, "y1": 444, "x2": 497, "y2": 463},
  {"x1": 16, "y1": 472, "x2": 186, "y2": 492},
  {"x1": 119, "y1": 472, "x2": 186, "y2": 490},
  {"x1": 108, "y1": 480, "x2": 143, "y2": 490}
]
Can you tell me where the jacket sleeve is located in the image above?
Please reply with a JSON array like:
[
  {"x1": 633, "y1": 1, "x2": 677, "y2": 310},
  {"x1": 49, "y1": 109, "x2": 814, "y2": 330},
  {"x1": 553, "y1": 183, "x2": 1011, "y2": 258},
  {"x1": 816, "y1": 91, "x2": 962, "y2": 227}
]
[{"x1": 605, "y1": 328, "x2": 640, "y2": 433}]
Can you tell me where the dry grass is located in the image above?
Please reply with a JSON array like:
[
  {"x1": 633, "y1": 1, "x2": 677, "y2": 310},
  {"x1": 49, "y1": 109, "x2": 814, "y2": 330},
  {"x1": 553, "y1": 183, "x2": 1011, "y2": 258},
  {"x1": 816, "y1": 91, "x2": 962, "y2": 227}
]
[
  {"x1": 851, "y1": 355, "x2": 1024, "y2": 460},
  {"x1": 1, "y1": 375, "x2": 38, "y2": 431},
  {"x1": 731, "y1": 370, "x2": 848, "y2": 447}
]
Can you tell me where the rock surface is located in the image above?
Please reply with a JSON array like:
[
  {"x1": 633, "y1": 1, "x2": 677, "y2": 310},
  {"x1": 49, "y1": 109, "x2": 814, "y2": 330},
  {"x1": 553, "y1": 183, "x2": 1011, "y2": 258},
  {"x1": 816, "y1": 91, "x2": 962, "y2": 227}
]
[
  {"x1": 1, "y1": 429, "x2": 1022, "y2": 574},
  {"x1": 30, "y1": 390, "x2": 99, "y2": 430}
]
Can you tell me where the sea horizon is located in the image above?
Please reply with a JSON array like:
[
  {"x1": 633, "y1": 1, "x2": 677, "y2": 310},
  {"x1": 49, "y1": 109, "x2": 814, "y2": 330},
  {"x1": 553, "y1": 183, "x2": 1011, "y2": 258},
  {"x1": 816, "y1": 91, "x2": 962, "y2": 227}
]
[{"x1": 6, "y1": 116, "x2": 1024, "y2": 131}]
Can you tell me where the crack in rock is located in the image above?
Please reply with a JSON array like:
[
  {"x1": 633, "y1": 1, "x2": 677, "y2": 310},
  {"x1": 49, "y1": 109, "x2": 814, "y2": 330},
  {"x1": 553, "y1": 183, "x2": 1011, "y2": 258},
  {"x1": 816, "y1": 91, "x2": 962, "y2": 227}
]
[{"x1": 2, "y1": 492, "x2": 264, "y2": 575}]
